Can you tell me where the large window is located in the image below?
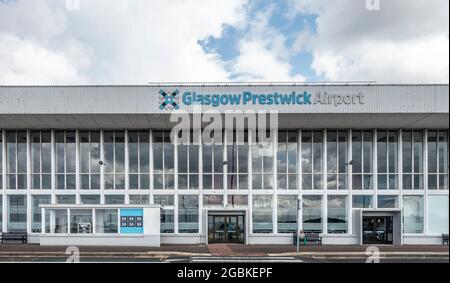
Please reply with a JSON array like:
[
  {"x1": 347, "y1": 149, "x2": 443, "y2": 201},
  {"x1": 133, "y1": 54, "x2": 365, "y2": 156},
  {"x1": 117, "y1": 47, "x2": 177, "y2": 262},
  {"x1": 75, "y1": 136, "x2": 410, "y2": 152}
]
[
  {"x1": 178, "y1": 131, "x2": 200, "y2": 190},
  {"x1": 55, "y1": 131, "x2": 76, "y2": 190},
  {"x1": 327, "y1": 130, "x2": 348, "y2": 190},
  {"x1": 277, "y1": 195, "x2": 297, "y2": 233},
  {"x1": 377, "y1": 131, "x2": 398, "y2": 190},
  {"x1": 56, "y1": 195, "x2": 76, "y2": 204},
  {"x1": 128, "y1": 131, "x2": 150, "y2": 190},
  {"x1": 95, "y1": 209, "x2": 118, "y2": 233},
  {"x1": 104, "y1": 195, "x2": 125, "y2": 204},
  {"x1": 327, "y1": 196, "x2": 347, "y2": 234},
  {"x1": 104, "y1": 131, "x2": 125, "y2": 190},
  {"x1": 352, "y1": 195, "x2": 373, "y2": 208},
  {"x1": 252, "y1": 132, "x2": 274, "y2": 190},
  {"x1": 153, "y1": 131, "x2": 174, "y2": 190},
  {"x1": 277, "y1": 131, "x2": 298, "y2": 190},
  {"x1": 202, "y1": 131, "x2": 224, "y2": 190},
  {"x1": 178, "y1": 195, "x2": 198, "y2": 233},
  {"x1": 302, "y1": 131, "x2": 323, "y2": 190},
  {"x1": 154, "y1": 195, "x2": 174, "y2": 233},
  {"x1": 32, "y1": 195, "x2": 51, "y2": 233},
  {"x1": 428, "y1": 130, "x2": 448, "y2": 190},
  {"x1": 70, "y1": 209, "x2": 93, "y2": 234},
  {"x1": 252, "y1": 195, "x2": 273, "y2": 233},
  {"x1": 227, "y1": 131, "x2": 249, "y2": 190},
  {"x1": 352, "y1": 130, "x2": 373, "y2": 190},
  {"x1": 8, "y1": 195, "x2": 27, "y2": 232},
  {"x1": 79, "y1": 131, "x2": 101, "y2": 190},
  {"x1": 403, "y1": 195, "x2": 424, "y2": 234},
  {"x1": 31, "y1": 131, "x2": 51, "y2": 190},
  {"x1": 427, "y1": 196, "x2": 449, "y2": 235},
  {"x1": 377, "y1": 195, "x2": 398, "y2": 208},
  {"x1": 80, "y1": 195, "x2": 100, "y2": 204},
  {"x1": 302, "y1": 195, "x2": 322, "y2": 233},
  {"x1": 129, "y1": 195, "x2": 150, "y2": 205},
  {"x1": 402, "y1": 131, "x2": 423, "y2": 190},
  {"x1": 6, "y1": 131, "x2": 27, "y2": 190}
]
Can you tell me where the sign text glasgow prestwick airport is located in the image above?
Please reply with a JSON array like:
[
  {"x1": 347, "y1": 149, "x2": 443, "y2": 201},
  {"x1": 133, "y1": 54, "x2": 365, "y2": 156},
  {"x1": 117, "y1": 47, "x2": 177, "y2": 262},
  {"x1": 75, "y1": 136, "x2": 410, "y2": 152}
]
[{"x1": 182, "y1": 91, "x2": 366, "y2": 107}]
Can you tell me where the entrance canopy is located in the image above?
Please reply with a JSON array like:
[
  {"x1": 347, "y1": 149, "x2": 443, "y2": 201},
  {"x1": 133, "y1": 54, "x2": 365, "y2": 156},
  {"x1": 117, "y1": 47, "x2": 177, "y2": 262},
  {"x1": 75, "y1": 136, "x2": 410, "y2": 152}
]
[{"x1": 353, "y1": 209, "x2": 402, "y2": 245}]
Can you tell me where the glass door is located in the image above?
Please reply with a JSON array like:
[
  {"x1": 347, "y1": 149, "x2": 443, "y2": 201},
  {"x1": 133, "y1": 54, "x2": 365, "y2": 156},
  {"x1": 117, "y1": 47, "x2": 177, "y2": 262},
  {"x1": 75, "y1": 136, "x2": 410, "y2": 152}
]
[
  {"x1": 208, "y1": 214, "x2": 245, "y2": 244},
  {"x1": 363, "y1": 216, "x2": 393, "y2": 244}
]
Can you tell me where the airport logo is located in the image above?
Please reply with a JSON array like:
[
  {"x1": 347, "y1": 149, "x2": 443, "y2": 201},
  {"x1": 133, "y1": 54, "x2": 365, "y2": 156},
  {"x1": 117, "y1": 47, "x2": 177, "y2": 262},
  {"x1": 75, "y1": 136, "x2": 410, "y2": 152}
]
[
  {"x1": 159, "y1": 89, "x2": 365, "y2": 110},
  {"x1": 159, "y1": 89, "x2": 180, "y2": 110}
]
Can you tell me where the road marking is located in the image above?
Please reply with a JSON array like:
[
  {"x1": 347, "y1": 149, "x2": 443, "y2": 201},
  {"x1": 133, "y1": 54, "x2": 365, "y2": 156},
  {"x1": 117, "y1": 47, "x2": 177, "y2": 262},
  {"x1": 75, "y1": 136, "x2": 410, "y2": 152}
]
[{"x1": 191, "y1": 256, "x2": 303, "y2": 263}]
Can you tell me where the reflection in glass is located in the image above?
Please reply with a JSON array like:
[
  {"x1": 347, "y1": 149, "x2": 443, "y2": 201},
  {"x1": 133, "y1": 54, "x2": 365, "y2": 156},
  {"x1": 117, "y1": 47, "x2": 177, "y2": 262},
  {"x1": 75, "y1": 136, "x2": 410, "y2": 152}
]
[
  {"x1": 95, "y1": 209, "x2": 118, "y2": 233},
  {"x1": 277, "y1": 195, "x2": 297, "y2": 233},
  {"x1": 178, "y1": 195, "x2": 198, "y2": 233},
  {"x1": 352, "y1": 195, "x2": 373, "y2": 208},
  {"x1": 403, "y1": 196, "x2": 423, "y2": 234},
  {"x1": 253, "y1": 195, "x2": 273, "y2": 233},
  {"x1": 302, "y1": 195, "x2": 322, "y2": 233},
  {"x1": 327, "y1": 196, "x2": 347, "y2": 234}
]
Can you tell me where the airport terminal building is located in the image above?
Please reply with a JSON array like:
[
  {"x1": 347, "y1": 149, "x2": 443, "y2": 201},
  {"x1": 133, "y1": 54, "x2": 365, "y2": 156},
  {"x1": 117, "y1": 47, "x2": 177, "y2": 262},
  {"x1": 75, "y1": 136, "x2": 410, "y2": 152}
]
[{"x1": 0, "y1": 83, "x2": 448, "y2": 246}]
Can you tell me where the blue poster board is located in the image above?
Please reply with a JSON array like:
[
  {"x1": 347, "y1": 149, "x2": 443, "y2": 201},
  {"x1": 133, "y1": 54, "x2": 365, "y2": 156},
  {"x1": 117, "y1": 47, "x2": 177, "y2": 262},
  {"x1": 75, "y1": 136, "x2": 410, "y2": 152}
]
[{"x1": 120, "y1": 209, "x2": 144, "y2": 234}]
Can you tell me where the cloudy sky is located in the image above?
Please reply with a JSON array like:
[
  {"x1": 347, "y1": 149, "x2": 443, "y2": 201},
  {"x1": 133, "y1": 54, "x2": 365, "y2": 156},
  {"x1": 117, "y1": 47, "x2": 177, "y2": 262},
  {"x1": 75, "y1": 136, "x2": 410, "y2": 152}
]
[{"x1": 0, "y1": 0, "x2": 448, "y2": 84}]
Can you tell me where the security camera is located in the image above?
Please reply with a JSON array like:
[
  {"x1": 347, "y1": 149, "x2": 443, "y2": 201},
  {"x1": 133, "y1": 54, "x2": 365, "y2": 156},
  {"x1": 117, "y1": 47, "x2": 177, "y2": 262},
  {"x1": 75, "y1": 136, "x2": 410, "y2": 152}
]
[{"x1": 98, "y1": 161, "x2": 104, "y2": 166}]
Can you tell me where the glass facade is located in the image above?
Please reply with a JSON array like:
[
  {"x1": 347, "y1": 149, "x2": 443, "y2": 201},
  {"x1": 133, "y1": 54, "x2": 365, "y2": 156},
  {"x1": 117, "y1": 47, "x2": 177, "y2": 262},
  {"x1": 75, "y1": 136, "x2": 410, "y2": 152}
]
[
  {"x1": 6, "y1": 131, "x2": 27, "y2": 190},
  {"x1": 178, "y1": 195, "x2": 198, "y2": 233},
  {"x1": 31, "y1": 131, "x2": 51, "y2": 190},
  {"x1": 55, "y1": 131, "x2": 76, "y2": 190},
  {"x1": 32, "y1": 195, "x2": 51, "y2": 232},
  {"x1": 327, "y1": 131, "x2": 348, "y2": 190},
  {"x1": 252, "y1": 131, "x2": 274, "y2": 190},
  {"x1": 402, "y1": 131, "x2": 424, "y2": 190},
  {"x1": 403, "y1": 195, "x2": 424, "y2": 234},
  {"x1": 302, "y1": 131, "x2": 323, "y2": 190},
  {"x1": 302, "y1": 195, "x2": 322, "y2": 233},
  {"x1": 352, "y1": 195, "x2": 373, "y2": 208},
  {"x1": 104, "y1": 131, "x2": 125, "y2": 190},
  {"x1": 377, "y1": 131, "x2": 398, "y2": 190},
  {"x1": 0, "y1": 128, "x2": 447, "y2": 240},
  {"x1": 227, "y1": 131, "x2": 249, "y2": 190},
  {"x1": 427, "y1": 130, "x2": 448, "y2": 190},
  {"x1": 427, "y1": 195, "x2": 449, "y2": 235},
  {"x1": 153, "y1": 131, "x2": 174, "y2": 190},
  {"x1": 252, "y1": 195, "x2": 273, "y2": 233},
  {"x1": 352, "y1": 130, "x2": 373, "y2": 190},
  {"x1": 178, "y1": 131, "x2": 200, "y2": 190},
  {"x1": 202, "y1": 130, "x2": 224, "y2": 190},
  {"x1": 327, "y1": 195, "x2": 347, "y2": 234},
  {"x1": 79, "y1": 131, "x2": 101, "y2": 190},
  {"x1": 277, "y1": 131, "x2": 298, "y2": 190},
  {"x1": 277, "y1": 195, "x2": 297, "y2": 233}
]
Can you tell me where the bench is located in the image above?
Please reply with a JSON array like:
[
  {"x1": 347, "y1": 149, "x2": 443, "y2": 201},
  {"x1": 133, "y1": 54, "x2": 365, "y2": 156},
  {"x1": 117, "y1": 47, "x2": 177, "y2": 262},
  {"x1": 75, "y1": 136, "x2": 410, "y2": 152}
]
[
  {"x1": 442, "y1": 234, "x2": 449, "y2": 245},
  {"x1": 1, "y1": 232, "x2": 28, "y2": 244},
  {"x1": 293, "y1": 232, "x2": 323, "y2": 245}
]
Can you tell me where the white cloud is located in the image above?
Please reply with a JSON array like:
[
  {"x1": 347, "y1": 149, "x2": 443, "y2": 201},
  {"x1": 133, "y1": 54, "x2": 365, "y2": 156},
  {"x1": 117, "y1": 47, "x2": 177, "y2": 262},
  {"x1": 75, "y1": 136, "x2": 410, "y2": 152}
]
[
  {"x1": 228, "y1": 5, "x2": 306, "y2": 82},
  {"x1": 0, "y1": 0, "x2": 247, "y2": 84},
  {"x1": 0, "y1": 34, "x2": 88, "y2": 84},
  {"x1": 290, "y1": 0, "x2": 449, "y2": 83}
]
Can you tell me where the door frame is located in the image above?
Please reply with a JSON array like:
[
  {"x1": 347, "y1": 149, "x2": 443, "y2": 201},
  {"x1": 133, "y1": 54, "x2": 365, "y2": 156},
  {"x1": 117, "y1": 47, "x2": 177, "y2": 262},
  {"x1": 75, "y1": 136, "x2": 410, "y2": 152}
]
[
  {"x1": 362, "y1": 215, "x2": 394, "y2": 245},
  {"x1": 205, "y1": 209, "x2": 247, "y2": 245},
  {"x1": 354, "y1": 209, "x2": 402, "y2": 245}
]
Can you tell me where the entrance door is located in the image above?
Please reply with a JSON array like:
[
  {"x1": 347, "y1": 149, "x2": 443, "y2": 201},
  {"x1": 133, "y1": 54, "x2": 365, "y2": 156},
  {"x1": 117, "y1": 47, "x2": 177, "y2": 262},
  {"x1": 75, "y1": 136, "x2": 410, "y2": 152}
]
[
  {"x1": 208, "y1": 214, "x2": 245, "y2": 244},
  {"x1": 363, "y1": 216, "x2": 393, "y2": 244}
]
